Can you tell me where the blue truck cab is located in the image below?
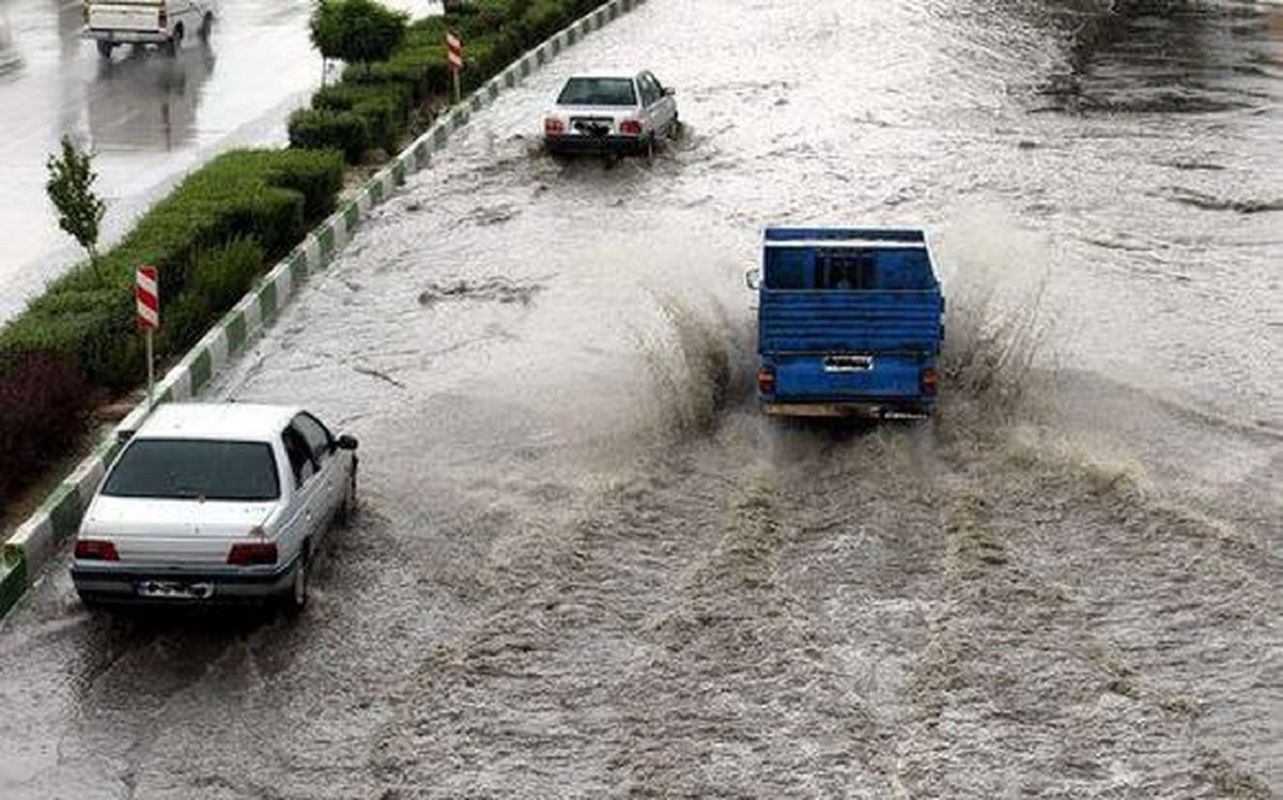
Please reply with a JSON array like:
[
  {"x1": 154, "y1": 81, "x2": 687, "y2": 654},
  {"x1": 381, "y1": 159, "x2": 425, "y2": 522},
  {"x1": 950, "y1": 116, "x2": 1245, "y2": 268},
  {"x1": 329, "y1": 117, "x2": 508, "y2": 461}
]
[{"x1": 751, "y1": 227, "x2": 944, "y2": 417}]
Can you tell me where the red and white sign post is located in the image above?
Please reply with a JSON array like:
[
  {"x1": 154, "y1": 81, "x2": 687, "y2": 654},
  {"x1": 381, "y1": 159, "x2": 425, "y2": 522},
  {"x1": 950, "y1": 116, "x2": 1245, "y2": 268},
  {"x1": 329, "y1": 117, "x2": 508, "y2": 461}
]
[
  {"x1": 446, "y1": 31, "x2": 463, "y2": 104},
  {"x1": 136, "y1": 265, "x2": 159, "y2": 406}
]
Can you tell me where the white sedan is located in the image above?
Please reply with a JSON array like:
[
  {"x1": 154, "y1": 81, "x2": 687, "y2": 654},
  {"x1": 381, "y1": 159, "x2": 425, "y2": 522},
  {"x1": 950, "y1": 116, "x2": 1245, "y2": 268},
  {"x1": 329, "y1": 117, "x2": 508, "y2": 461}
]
[
  {"x1": 71, "y1": 403, "x2": 358, "y2": 611},
  {"x1": 543, "y1": 68, "x2": 679, "y2": 157}
]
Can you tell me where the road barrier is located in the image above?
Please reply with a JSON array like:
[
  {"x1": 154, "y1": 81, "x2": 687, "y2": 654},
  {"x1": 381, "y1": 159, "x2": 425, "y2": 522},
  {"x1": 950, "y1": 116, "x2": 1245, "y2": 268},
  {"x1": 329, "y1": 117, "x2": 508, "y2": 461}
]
[{"x1": 0, "y1": 0, "x2": 648, "y2": 623}]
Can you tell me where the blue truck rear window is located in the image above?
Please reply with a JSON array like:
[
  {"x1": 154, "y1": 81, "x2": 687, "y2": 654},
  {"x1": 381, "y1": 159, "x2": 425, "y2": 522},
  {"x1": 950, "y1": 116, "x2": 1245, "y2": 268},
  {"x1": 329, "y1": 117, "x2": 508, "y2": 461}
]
[{"x1": 765, "y1": 247, "x2": 934, "y2": 290}]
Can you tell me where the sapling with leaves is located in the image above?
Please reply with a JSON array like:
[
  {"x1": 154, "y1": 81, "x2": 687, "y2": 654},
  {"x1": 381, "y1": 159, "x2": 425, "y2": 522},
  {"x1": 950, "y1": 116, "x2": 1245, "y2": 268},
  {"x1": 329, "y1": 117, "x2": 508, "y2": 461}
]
[{"x1": 45, "y1": 135, "x2": 107, "y2": 270}]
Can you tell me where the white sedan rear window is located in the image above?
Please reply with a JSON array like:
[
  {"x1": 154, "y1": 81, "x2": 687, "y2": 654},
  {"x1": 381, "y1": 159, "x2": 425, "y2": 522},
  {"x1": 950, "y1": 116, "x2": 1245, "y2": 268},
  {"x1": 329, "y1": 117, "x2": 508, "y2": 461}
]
[
  {"x1": 103, "y1": 439, "x2": 280, "y2": 501},
  {"x1": 557, "y1": 77, "x2": 637, "y2": 107}
]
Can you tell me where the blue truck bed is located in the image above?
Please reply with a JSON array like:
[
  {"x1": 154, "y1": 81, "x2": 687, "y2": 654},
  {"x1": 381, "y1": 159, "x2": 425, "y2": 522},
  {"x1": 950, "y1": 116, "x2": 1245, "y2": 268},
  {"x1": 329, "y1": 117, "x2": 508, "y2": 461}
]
[{"x1": 754, "y1": 227, "x2": 944, "y2": 417}]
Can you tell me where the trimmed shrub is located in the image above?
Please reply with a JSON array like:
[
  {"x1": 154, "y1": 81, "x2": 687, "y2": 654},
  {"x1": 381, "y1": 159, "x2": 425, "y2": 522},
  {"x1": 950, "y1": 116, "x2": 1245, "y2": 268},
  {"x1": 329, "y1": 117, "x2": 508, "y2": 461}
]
[
  {"x1": 288, "y1": 108, "x2": 371, "y2": 163},
  {"x1": 312, "y1": 0, "x2": 610, "y2": 160},
  {"x1": 313, "y1": 82, "x2": 413, "y2": 152},
  {"x1": 0, "y1": 352, "x2": 94, "y2": 499},
  {"x1": 161, "y1": 238, "x2": 266, "y2": 353},
  {"x1": 459, "y1": 37, "x2": 502, "y2": 91},
  {"x1": 353, "y1": 96, "x2": 400, "y2": 152},
  {"x1": 454, "y1": 0, "x2": 529, "y2": 35},
  {"x1": 311, "y1": 0, "x2": 410, "y2": 70},
  {"x1": 190, "y1": 238, "x2": 266, "y2": 313},
  {"x1": 342, "y1": 50, "x2": 449, "y2": 104},
  {"x1": 314, "y1": 81, "x2": 414, "y2": 117},
  {"x1": 0, "y1": 148, "x2": 343, "y2": 390},
  {"x1": 401, "y1": 14, "x2": 452, "y2": 52},
  {"x1": 258, "y1": 148, "x2": 346, "y2": 221},
  {"x1": 518, "y1": 0, "x2": 574, "y2": 41}
]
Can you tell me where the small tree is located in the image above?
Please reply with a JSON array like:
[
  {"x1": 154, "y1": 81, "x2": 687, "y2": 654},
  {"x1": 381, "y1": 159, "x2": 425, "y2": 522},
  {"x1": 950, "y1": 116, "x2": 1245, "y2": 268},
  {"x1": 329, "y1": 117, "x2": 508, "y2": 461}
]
[
  {"x1": 45, "y1": 135, "x2": 107, "y2": 269},
  {"x1": 310, "y1": 0, "x2": 408, "y2": 76}
]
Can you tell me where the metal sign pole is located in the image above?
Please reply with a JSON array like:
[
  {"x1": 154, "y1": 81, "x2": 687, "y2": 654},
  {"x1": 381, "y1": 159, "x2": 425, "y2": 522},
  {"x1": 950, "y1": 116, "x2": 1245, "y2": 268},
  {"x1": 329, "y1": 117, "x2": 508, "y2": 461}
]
[
  {"x1": 146, "y1": 328, "x2": 154, "y2": 408},
  {"x1": 447, "y1": 31, "x2": 463, "y2": 104}
]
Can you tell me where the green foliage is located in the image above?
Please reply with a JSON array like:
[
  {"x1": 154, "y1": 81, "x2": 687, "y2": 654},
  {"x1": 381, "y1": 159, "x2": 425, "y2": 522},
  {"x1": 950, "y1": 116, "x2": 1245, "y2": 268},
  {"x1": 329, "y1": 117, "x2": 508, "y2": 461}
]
[
  {"x1": 0, "y1": 148, "x2": 343, "y2": 390},
  {"x1": 310, "y1": 0, "x2": 409, "y2": 68},
  {"x1": 453, "y1": 0, "x2": 529, "y2": 35},
  {"x1": 45, "y1": 136, "x2": 107, "y2": 269},
  {"x1": 342, "y1": 46, "x2": 451, "y2": 103},
  {"x1": 353, "y1": 96, "x2": 400, "y2": 152},
  {"x1": 288, "y1": 108, "x2": 371, "y2": 163},
  {"x1": 458, "y1": 37, "x2": 502, "y2": 90},
  {"x1": 162, "y1": 238, "x2": 266, "y2": 353},
  {"x1": 302, "y1": 0, "x2": 609, "y2": 162},
  {"x1": 314, "y1": 81, "x2": 414, "y2": 117},
  {"x1": 256, "y1": 148, "x2": 347, "y2": 220},
  {"x1": 518, "y1": 0, "x2": 575, "y2": 41}
]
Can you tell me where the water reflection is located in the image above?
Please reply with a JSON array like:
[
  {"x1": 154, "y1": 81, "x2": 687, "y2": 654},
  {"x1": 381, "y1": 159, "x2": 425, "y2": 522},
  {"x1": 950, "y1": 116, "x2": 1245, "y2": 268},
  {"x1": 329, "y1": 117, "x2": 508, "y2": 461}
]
[
  {"x1": 0, "y1": 8, "x2": 20, "y2": 79},
  {"x1": 88, "y1": 46, "x2": 216, "y2": 151},
  {"x1": 1033, "y1": 0, "x2": 1280, "y2": 113}
]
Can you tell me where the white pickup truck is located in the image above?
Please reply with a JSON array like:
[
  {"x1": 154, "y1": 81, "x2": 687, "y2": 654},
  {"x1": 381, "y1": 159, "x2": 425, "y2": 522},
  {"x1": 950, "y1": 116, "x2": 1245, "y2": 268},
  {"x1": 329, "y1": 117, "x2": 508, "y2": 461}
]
[{"x1": 82, "y1": 0, "x2": 218, "y2": 58}]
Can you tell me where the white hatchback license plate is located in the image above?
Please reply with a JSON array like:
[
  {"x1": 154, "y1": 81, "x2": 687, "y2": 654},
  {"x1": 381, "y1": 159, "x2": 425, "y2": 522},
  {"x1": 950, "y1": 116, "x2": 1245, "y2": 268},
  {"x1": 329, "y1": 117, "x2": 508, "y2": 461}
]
[{"x1": 136, "y1": 580, "x2": 213, "y2": 600}]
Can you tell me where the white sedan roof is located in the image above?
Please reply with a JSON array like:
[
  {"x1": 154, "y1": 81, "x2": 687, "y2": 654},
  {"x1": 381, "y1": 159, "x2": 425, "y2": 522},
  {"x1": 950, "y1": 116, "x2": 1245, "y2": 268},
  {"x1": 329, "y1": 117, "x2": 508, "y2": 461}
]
[
  {"x1": 565, "y1": 68, "x2": 639, "y2": 80},
  {"x1": 135, "y1": 403, "x2": 300, "y2": 442}
]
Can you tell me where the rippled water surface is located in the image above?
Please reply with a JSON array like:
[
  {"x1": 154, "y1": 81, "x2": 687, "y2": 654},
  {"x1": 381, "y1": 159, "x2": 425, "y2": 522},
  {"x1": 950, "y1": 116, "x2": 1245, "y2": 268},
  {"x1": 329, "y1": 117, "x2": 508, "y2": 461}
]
[{"x1": 1, "y1": 0, "x2": 1279, "y2": 796}]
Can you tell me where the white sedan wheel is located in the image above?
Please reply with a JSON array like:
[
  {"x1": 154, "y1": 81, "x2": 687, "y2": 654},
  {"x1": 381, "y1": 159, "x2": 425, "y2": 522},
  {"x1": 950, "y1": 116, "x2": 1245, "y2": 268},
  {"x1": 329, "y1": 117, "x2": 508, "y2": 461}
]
[{"x1": 288, "y1": 556, "x2": 309, "y2": 611}]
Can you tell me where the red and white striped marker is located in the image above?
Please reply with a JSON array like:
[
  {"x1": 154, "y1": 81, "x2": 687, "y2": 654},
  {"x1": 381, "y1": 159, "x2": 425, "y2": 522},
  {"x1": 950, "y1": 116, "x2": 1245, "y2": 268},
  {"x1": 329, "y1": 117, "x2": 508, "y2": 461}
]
[
  {"x1": 136, "y1": 265, "x2": 159, "y2": 405},
  {"x1": 446, "y1": 31, "x2": 463, "y2": 70},
  {"x1": 446, "y1": 31, "x2": 464, "y2": 103},
  {"x1": 136, "y1": 265, "x2": 159, "y2": 330}
]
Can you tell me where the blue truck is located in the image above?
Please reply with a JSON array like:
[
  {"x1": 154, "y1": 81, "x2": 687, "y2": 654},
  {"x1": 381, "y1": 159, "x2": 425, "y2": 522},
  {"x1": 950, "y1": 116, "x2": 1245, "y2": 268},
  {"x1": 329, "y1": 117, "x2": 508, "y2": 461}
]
[{"x1": 750, "y1": 227, "x2": 945, "y2": 417}]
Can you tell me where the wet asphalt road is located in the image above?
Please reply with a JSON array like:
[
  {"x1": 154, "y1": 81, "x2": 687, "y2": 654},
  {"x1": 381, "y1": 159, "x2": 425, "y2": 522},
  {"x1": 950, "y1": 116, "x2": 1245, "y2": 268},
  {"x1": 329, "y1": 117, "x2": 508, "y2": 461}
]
[
  {"x1": 1, "y1": 0, "x2": 1281, "y2": 796},
  {"x1": 0, "y1": 0, "x2": 435, "y2": 323}
]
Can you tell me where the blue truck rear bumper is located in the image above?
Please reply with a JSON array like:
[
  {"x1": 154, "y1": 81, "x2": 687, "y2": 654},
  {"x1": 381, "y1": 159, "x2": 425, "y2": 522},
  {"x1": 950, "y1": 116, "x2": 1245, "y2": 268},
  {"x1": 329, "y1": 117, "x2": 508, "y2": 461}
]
[
  {"x1": 760, "y1": 398, "x2": 935, "y2": 418},
  {"x1": 757, "y1": 350, "x2": 938, "y2": 417}
]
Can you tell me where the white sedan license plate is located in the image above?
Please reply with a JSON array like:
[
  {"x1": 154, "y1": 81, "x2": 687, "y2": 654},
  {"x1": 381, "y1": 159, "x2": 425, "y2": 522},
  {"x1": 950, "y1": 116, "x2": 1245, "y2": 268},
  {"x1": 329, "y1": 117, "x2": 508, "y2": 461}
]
[{"x1": 136, "y1": 580, "x2": 213, "y2": 600}]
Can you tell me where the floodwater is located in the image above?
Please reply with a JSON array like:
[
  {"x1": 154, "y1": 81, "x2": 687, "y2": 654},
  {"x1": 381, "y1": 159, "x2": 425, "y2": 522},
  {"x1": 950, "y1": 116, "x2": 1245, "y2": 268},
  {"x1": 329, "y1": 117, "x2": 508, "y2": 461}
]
[
  {"x1": 0, "y1": 0, "x2": 437, "y2": 323},
  {"x1": 2, "y1": 0, "x2": 1280, "y2": 796}
]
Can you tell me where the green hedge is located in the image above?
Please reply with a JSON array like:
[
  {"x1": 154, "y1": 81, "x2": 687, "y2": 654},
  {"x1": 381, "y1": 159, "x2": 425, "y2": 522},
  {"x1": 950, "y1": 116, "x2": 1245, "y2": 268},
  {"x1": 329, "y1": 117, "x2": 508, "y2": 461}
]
[
  {"x1": 314, "y1": 81, "x2": 415, "y2": 118},
  {"x1": 292, "y1": 0, "x2": 603, "y2": 162},
  {"x1": 289, "y1": 108, "x2": 371, "y2": 162},
  {"x1": 161, "y1": 238, "x2": 266, "y2": 354},
  {"x1": 0, "y1": 148, "x2": 343, "y2": 391}
]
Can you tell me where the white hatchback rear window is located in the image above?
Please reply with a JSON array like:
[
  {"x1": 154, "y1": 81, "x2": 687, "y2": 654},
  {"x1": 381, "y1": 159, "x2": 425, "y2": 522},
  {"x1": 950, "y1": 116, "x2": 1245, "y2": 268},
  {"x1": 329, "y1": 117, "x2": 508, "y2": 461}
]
[{"x1": 557, "y1": 77, "x2": 637, "y2": 107}]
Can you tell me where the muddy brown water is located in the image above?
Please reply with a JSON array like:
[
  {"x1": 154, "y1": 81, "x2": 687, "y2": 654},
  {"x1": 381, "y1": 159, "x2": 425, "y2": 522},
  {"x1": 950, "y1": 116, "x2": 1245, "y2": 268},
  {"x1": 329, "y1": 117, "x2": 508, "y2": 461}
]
[{"x1": 1, "y1": 0, "x2": 1280, "y2": 796}]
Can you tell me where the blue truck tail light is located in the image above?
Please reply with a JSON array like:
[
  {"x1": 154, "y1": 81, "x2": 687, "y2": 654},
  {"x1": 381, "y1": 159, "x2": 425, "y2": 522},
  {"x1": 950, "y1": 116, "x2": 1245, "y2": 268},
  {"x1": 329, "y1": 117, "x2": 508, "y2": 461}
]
[
  {"x1": 757, "y1": 366, "x2": 776, "y2": 395},
  {"x1": 921, "y1": 367, "x2": 939, "y2": 396}
]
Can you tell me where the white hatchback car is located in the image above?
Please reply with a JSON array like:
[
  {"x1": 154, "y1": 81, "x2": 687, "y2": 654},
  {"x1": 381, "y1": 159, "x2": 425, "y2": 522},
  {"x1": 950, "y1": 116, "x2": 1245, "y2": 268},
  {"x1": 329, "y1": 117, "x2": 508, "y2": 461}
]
[
  {"x1": 543, "y1": 68, "x2": 679, "y2": 157},
  {"x1": 71, "y1": 403, "x2": 358, "y2": 611}
]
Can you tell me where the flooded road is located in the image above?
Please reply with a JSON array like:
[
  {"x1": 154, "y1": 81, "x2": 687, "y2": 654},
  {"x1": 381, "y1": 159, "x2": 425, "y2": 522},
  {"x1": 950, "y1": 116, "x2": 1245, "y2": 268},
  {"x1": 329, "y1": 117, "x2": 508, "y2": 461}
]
[
  {"x1": 1, "y1": 0, "x2": 1280, "y2": 796},
  {"x1": 0, "y1": 0, "x2": 436, "y2": 323}
]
